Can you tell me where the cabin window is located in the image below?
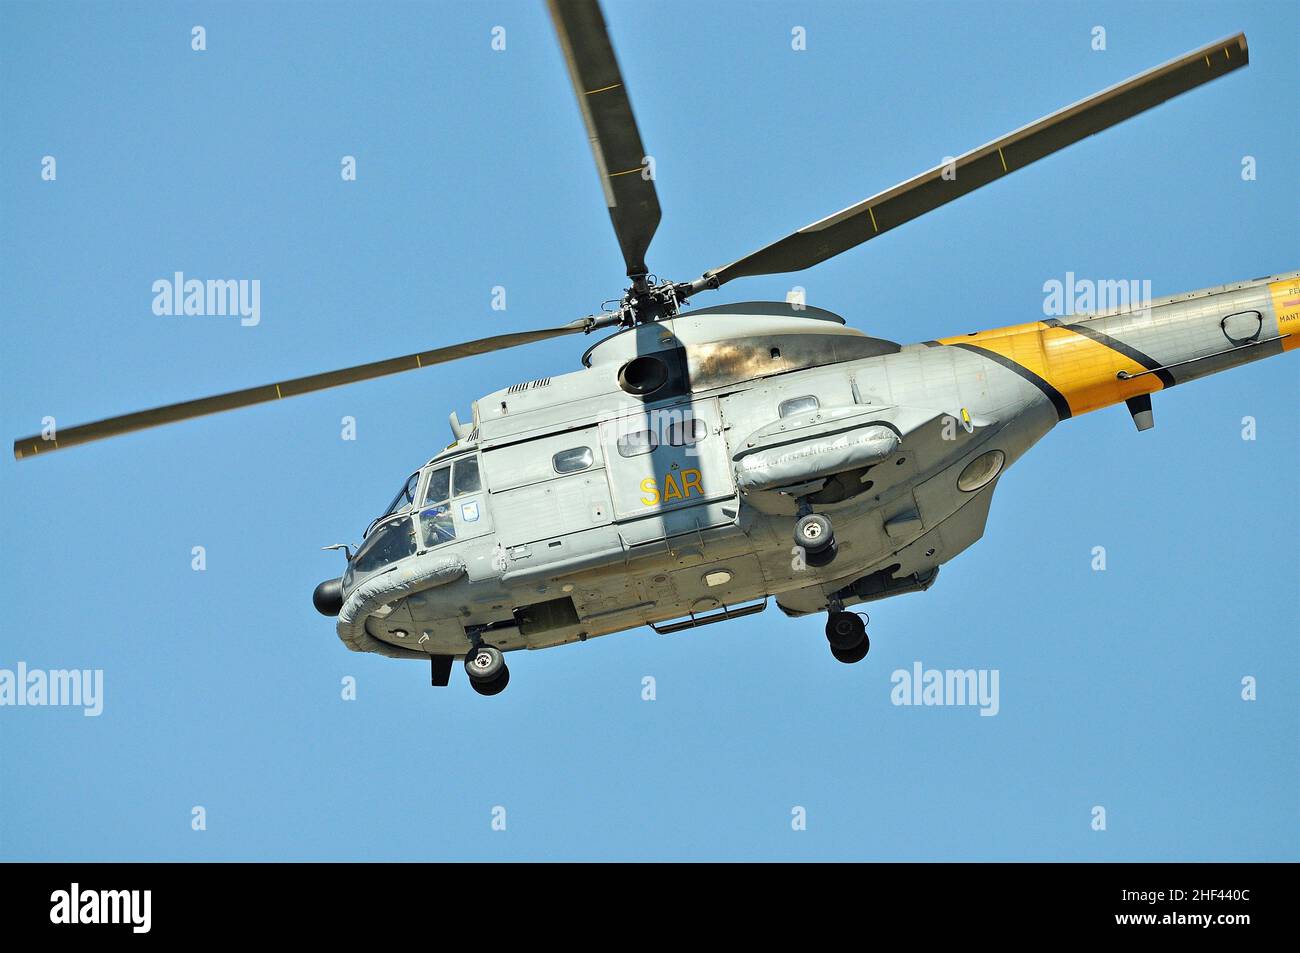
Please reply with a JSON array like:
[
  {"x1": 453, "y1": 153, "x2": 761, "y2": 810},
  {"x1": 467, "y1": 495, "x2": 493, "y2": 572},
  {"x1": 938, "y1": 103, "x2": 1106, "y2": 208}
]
[
  {"x1": 553, "y1": 447, "x2": 594, "y2": 473},
  {"x1": 666, "y1": 415, "x2": 707, "y2": 447},
  {"x1": 617, "y1": 430, "x2": 659, "y2": 457},
  {"x1": 779, "y1": 395, "x2": 819, "y2": 418},
  {"x1": 452, "y1": 457, "x2": 482, "y2": 496},
  {"x1": 422, "y1": 466, "x2": 451, "y2": 506}
]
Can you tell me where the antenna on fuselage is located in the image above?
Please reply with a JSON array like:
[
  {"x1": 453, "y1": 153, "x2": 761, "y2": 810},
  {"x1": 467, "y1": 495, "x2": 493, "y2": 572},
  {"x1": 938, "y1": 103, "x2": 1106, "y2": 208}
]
[{"x1": 449, "y1": 411, "x2": 473, "y2": 442}]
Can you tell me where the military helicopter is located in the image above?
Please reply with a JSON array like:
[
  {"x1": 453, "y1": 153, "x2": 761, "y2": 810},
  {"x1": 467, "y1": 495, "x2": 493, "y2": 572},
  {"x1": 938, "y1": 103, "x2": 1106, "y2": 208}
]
[{"x1": 14, "y1": 3, "x2": 1294, "y2": 696}]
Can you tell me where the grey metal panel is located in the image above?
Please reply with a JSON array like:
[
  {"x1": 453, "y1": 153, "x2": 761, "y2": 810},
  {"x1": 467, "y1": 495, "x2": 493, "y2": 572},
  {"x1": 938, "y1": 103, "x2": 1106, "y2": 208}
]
[
  {"x1": 1069, "y1": 282, "x2": 1280, "y2": 387},
  {"x1": 663, "y1": 553, "x2": 768, "y2": 619},
  {"x1": 684, "y1": 333, "x2": 900, "y2": 391},
  {"x1": 1074, "y1": 269, "x2": 1298, "y2": 319},
  {"x1": 616, "y1": 497, "x2": 741, "y2": 548},
  {"x1": 600, "y1": 398, "x2": 732, "y2": 520},
  {"x1": 491, "y1": 473, "x2": 613, "y2": 547},
  {"x1": 680, "y1": 301, "x2": 847, "y2": 323},
  {"x1": 482, "y1": 427, "x2": 605, "y2": 492},
  {"x1": 583, "y1": 312, "x2": 879, "y2": 367}
]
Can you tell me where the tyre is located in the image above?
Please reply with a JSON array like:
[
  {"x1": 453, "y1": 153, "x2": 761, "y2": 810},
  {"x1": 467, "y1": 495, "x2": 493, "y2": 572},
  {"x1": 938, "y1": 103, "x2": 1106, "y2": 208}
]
[
  {"x1": 794, "y1": 513, "x2": 833, "y2": 553},
  {"x1": 803, "y1": 539, "x2": 838, "y2": 568},
  {"x1": 831, "y1": 635, "x2": 870, "y2": 664},
  {"x1": 470, "y1": 666, "x2": 510, "y2": 695},
  {"x1": 825, "y1": 611, "x2": 865, "y2": 650},
  {"x1": 464, "y1": 646, "x2": 505, "y2": 681}
]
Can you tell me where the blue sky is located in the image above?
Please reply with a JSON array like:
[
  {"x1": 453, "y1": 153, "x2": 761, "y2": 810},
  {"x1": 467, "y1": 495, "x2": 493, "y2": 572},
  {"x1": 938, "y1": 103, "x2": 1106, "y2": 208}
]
[{"x1": 1, "y1": 0, "x2": 1295, "y2": 861}]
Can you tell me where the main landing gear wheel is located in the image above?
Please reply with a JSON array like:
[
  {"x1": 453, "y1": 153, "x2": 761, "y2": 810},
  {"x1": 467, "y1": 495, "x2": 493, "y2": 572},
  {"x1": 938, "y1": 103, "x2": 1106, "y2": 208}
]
[
  {"x1": 465, "y1": 646, "x2": 510, "y2": 696},
  {"x1": 794, "y1": 513, "x2": 837, "y2": 567},
  {"x1": 825, "y1": 611, "x2": 869, "y2": 663},
  {"x1": 470, "y1": 667, "x2": 510, "y2": 696},
  {"x1": 830, "y1": 636, "x2": 870, "y2": 664}
]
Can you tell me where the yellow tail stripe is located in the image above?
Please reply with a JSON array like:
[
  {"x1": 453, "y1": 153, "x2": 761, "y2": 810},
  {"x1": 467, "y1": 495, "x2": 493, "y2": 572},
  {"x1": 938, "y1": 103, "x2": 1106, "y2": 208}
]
[{"x1": 939, "y1": 324, "x2": 1162, "y2": 416}]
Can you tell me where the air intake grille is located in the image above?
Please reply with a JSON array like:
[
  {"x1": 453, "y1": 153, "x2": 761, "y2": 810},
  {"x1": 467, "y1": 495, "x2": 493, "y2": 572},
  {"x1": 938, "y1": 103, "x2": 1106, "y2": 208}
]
[{"x1": 507, "y1": 378, "x2": 552, "y2": 394}]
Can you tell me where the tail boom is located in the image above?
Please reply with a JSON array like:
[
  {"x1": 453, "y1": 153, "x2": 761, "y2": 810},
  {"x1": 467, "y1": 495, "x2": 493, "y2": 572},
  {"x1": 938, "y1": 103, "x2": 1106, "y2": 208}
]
[{"x1": 929, "y1": 270, "x2": 1297, "y2": 421}]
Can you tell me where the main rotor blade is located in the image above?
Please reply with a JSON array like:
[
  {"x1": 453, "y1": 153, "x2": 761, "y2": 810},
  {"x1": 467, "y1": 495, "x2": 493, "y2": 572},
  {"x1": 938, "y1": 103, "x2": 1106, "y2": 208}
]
[
  {"x1": 695, "y1": 33, "x2": 1248, "y2": 288},
  {"x1": 13, "y1": 319, "x2": 596, "y2": 459},
  {"x1": 547, "y1": 0, "x2": 661, "y2": 278}
]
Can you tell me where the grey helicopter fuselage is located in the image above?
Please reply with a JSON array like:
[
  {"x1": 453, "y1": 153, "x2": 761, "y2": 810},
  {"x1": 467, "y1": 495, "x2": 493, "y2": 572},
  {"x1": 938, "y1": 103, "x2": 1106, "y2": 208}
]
[{"x1": 330, "y1": 270, "x2": 1297, "y2": 663}]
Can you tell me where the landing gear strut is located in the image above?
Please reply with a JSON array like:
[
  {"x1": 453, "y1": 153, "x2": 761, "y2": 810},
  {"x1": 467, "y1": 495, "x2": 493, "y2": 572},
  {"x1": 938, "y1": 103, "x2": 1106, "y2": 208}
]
[
  {"x1": 794, "y1": 504, "x2": 837, "y2": 568},
  {"x1": 464, "y1": 645, "x2": 511, "y2": 696},
  {"x1": 825, "y1": 609, "x2": 869, "y2": 663}
]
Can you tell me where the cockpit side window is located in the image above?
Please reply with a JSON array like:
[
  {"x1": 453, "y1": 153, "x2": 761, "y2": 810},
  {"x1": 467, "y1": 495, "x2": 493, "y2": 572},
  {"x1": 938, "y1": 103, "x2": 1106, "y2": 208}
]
[
  {"x1": 452, "y1": 457, "x2": 482, "y2": 496},
  {"x1": 423, "y1": 466, "x2": 451, "y2": 506},
  {"x1": 778, "y1": 395, "x2": 819, "y2": 418},
  {"x1": 419, "y1": 464, "x2": 456, "y2": 549}
]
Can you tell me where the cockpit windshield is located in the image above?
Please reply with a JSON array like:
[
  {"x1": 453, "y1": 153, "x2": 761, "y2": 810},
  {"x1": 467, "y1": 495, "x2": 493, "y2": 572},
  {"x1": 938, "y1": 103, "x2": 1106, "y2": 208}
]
[
  {"x1": 356, "y1": 516, "x2": 417, "y2": 574},
  {"x1": 344, "y1": 515, "x2": 417, "y2": 591}
]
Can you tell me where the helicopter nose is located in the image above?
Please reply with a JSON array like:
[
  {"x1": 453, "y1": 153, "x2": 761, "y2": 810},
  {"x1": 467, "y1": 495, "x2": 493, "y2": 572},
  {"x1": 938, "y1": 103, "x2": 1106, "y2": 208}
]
[{"x1": 313, "y1": 577, "x2": 344, "y2": 617}]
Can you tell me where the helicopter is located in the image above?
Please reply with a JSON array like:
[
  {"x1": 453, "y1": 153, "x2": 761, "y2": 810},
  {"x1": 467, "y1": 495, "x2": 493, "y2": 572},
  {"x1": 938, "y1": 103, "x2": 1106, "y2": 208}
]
[{"x1": 13, "y1": 3, "x2": 1294, "y2": 696}]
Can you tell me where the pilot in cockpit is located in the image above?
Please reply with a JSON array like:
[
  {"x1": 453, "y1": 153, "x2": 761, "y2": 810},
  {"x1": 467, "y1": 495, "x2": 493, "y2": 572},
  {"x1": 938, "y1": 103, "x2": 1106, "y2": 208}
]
[{"x1": 420, "y1": 504, "x2": 456, "y2": 547}]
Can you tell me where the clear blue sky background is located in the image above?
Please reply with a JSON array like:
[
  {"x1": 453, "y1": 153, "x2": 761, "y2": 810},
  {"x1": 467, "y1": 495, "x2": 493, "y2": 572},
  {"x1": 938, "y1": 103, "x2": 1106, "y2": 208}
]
[{"x1": 2, "y1": 0, "x2": 1296, "y2": 861}]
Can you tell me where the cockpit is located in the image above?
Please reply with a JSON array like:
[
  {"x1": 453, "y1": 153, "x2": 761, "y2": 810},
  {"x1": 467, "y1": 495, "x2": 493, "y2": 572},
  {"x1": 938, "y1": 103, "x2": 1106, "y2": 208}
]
[{"x1": 343, "y1": 454, "x2": 484, "y2": 592}]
